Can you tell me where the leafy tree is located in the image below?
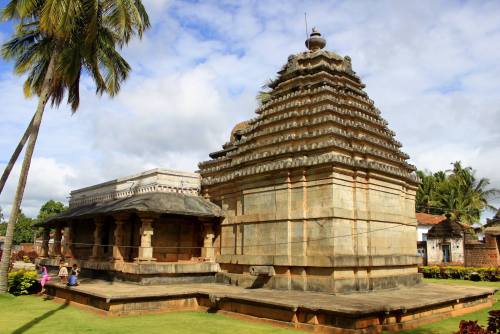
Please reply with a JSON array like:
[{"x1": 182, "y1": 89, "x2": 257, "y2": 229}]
[
  {"x1": 37, "y1": 200, "x2": 66, "y2": 222},
  {"x1": 0, "y1": 0, "x2": 150, "y2": 293},
  {"x1": 416, "y1": 170, "x2": 448, "y2": 214},
  {"x1": 0, "y1": 209, "x2": 35, "y2": 244},
  {"x1": 11, "y1": 211, "x2": 35, "y2": 245},
  {"x1": 416, "y1": 161, "x2": 499, "y2": 225}
]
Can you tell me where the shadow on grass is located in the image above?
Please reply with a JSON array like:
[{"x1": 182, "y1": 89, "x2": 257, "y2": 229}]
[{"x1": 11, "y1": 300, "x2": 69, "y2": 334}]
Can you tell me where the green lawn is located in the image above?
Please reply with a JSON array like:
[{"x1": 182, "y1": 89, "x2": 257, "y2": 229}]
[
  {"x1": 393, "y1": 279, "x2": 500, "y2": 334},
  {"x1": 0, "y1": 279, "x2": 498, "y2": 334},
  {"x1": 0, "y1": 294, "x2": 296, "y2": 334}
]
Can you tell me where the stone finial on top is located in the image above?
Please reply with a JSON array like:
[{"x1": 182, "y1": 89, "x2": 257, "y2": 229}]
[{"x1": 305, "y1": 27, "x2": 326, "y2": 51}]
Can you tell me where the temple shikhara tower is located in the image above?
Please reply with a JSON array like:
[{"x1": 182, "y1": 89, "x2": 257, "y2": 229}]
[{"x1": 199, "y1": 28, "x2": 420, "y2": 293}]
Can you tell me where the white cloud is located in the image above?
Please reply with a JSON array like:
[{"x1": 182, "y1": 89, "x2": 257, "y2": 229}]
[
  {"x1": 0, "y1": 0, "x2": 499, "y2": 220},
  {"x1": 0, "y1": 158, "x2": 77, "y2": 218}
]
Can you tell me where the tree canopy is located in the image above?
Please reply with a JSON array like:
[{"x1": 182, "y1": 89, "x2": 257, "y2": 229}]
[
  {"x1": 416, "y1": 161, "x2": 499, "y2": 225},
  {"x1": 36, "y1": 200, "x2": 66, "y2": 222},
  {"x1": 0, "y1": 0, "x2": 151, "y2": 293},
  {"x1": 0, "y1": 200, "x2": 66, "y2": 244},
  {"x1": 0, "y1": 209, "x2": 34, "y2": 244},
  {"x1": 1, "y1": 0, "x2": 150, "y2": 111}
]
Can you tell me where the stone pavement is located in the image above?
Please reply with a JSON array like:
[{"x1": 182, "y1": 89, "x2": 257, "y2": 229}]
[{"x1": 49, "y1": 279, "x2": 497, "y2": 316}]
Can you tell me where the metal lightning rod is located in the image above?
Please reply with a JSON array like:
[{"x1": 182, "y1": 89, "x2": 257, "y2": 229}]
[{"x1": 304, "y1": 12, "x2": 309, "y2": 50}]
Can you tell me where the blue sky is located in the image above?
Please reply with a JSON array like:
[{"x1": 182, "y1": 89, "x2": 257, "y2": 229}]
[{"x1": 0, "y1": 0, "x2": 499, "y2": 219}]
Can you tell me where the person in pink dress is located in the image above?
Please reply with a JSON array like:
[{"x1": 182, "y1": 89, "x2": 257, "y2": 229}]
[{"x1": 36, "y1": 264, "x2": 51, "y2": 292}]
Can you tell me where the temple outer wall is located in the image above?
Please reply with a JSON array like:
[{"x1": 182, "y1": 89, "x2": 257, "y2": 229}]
[{"x1": 208, "y1": 166, "x2": 420, "y2": 293}]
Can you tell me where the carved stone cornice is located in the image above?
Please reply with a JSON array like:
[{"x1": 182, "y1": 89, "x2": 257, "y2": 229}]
[{"x1": 199, "y1": 44, "x2": 418, "y2": 189}]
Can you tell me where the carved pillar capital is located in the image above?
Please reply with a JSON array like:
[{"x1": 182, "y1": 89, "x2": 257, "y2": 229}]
[
  {"x1": 113, "y1": 212, "x2": 129, "y2": 225},
  {"x1": 94, "y1": 215, "x2": 105, "y2": 225}
]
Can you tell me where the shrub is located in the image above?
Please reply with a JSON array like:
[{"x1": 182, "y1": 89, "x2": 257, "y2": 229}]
[
  {"x1": 14, "y1": 250, "x2": 38, "y2": 263},
  {"x1": 7, "y1": 270, "x2": 40, "y2": 296},
  {"x1": 454, "y1": 320, "x2": 492, "y2": 334},
  {"x1": 488, "y1": 310, "x2": 500, "y2": 334},
  {"x1": 421, "y1": 266, "x2": 441, "y2": 278},
  {"x1": 420, "y1": 266, "x2": 500, "y2": 282}
]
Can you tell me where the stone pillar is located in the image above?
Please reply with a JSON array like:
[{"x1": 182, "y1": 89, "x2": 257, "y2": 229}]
[
  {"x1": 111, "y1": 217, "x2": 126, "y2": 262},
  {"x1": 53, "y1": 227, "x2": 62, "y2": 258},
  {"x1": 41, "y1": 228, "x2": 50, "y2": 258},
  {"x1": 135, "y1": 216, "x2": 156, "y2": 262},
  {"x1": 91, "y1": 218, "x2": 104, "y2": 261},
  {"x1": 201, "y1": 221, "x2": 215, "y2": 261},
  {"x1": 62, "y1": 222, "x2": 74, "y2": 258}
]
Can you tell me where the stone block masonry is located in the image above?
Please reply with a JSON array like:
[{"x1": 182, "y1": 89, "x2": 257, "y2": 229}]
[
  {"x1": 199, "y1": 29, "x2": 420, "y2": 294},
  {"x1": 44, "y1": 280, "x2": 497, "y2": 333}
]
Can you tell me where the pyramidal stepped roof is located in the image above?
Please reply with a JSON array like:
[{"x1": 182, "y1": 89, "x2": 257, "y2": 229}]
[{"x1": 199, "y1": 28, "x2": 417, "y2": 186}]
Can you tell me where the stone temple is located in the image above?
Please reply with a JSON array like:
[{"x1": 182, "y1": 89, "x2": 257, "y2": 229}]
[
  {"x1": 37, "y1": 29, "x2": 495, "y2": 332},
  {"x1": 38, "y1": 29, "x2": 420, "y2": 291},
  {"x1": 198, "y1": 28, "x2": 420, "y2": 293}
]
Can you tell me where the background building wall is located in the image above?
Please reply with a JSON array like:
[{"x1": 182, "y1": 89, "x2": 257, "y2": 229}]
[
  {"x1": 464, "y1": 235, "x2": 500, "y2": 267},
  {"x1": 427, "y1": 237, "x2": 464, "y2": 265},
  {"x1": 417, "y1": 225, "x2": 432, "y2": 242}
]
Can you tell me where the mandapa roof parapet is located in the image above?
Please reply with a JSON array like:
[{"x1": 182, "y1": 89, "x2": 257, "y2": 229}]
[
  {"x1": 36, "y1": 192, "x2": 223, "y2": 227},
  {"x1": 199, "y1": 29, "x2": 418, "y2": 186},
  {"x1": 69, "y1": 168, "x2": 201, "y2": 208}
]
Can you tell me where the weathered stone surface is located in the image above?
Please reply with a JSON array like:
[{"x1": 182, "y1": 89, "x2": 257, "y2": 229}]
[
  {"x1": 38, "y1": 258, "x2": 220, "y2": 275},
  {"x1": 70, "y1": 168, "x2": 201, "y2": 208},
  {"x1": 37, "y1": 192, "x2": 222, "y2": 227},
  {"x1": 44, "y1": 279, "x2": 496, "y2": 332},
  {"x1": 199, "y1": 29, "x2": 419, "y2": 293}
]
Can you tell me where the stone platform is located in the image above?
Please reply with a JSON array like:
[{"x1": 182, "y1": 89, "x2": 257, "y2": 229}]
[
  {"x1": 39, "y1": 259, "x2": 220, "y2": 285},
  {"x1": 45, "y1": 280, "x2": 496, "y2": 333}
]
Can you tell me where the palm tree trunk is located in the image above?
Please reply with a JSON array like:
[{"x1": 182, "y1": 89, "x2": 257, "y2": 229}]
[
  {"x1": 0, "y1": 53, "x2": 57, "y2": 293},
  {"x1": 0, "y1": 115, "x2": 34, "y2": 196}
]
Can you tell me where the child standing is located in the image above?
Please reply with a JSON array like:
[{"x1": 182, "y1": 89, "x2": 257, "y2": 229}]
[{"x1": 58, "y1": 262, "x2": 68, "y2": 284}]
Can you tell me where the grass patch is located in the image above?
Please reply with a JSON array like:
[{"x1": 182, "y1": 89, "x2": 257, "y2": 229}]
[
  {"x1": 0, "y1": 279, "x2": 498, "y2": 334},
  {"x1": 393, "y1": 278, "x2": 500, "y2": 334},
  {"x1": 0, "y1": 294, "x2": 296, "y2": 334}
]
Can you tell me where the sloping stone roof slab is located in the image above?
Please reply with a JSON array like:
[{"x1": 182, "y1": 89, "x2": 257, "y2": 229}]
[{"x1": 36, "y1": 192, "x2": 223, "y2": 226}]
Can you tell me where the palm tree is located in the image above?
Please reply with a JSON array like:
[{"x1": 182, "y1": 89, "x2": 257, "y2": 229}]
[
  {"x1": 416, "y1": 170, "x2": 435, "y2": 213},
  {"x1": 415, "y1": 170, "x2": 447, "y2": 214},
  {"x1": 430, "y1": 162, "x2": 499, "y2": 225},
  {"x1": 0, "y1": 0, "x2": 150, "y2": 293},
  {"x1": 415, "y1": 162, "x2": 499, "y2": 225},
  {"x1": 0, "y1": 116, "x2": 33, "y2": 196},
  {"x1": 256, "y1": 78, "x2": 275, "y2": 106}
]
